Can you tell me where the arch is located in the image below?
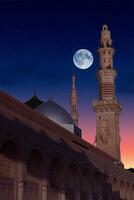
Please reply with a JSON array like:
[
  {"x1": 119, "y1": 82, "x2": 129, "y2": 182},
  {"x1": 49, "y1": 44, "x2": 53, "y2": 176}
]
[
  {"x1": 0, "y1": 140, "x2": 22, "y2": 200},
  {"x1": 103, "y1": 25, "x2": 108, "y2": 30},
  {"x1": 27, "y1": 149, "x2": 44, "y2": 179},
  {"x1": 47, "y1": 157, "x2": 65, "y2": 200},
  {"x1": 80, "y1": 168, "x2": 90, "y2": 200},
  {"x1": 24, "y1": 149, "x2": 45, "y2": 200},
  {"x1": 49, "y1": 157, "x2": 64, "y2": 189},
  {"x1": 66, "y1": 163, "x2": 79, "y2": 200},
  {"x1": 0, "y1": 134, "x2": 23, "y2": 156},
  {"x1": 68, "y1": 163, "x2": 79, "y2": 189}
]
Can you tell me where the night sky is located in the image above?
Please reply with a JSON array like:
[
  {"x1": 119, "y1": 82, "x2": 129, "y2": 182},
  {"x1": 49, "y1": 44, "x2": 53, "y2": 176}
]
[{"x1": 0, "y1": 0, "x2": 133, "y2": 168}]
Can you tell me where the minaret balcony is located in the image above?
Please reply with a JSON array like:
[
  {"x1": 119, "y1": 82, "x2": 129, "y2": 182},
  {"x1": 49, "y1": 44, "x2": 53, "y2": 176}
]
[
  {"x1": 97, "y1": 69, "x2": 117, "y2": 79},
  {"x1": 93, "y1": 99, "x2": 122, "y2": 113}
]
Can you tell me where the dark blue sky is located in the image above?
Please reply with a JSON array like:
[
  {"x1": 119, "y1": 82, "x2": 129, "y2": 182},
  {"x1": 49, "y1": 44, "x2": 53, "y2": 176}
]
[{"x1": 0, "y1": 0, "x2": 133, "y2": 116}]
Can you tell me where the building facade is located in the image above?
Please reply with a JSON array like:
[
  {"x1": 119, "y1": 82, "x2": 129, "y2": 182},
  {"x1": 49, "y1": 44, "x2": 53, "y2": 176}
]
[{"x1": 0, "y1": 25, "x2": 134, "y2": 200}]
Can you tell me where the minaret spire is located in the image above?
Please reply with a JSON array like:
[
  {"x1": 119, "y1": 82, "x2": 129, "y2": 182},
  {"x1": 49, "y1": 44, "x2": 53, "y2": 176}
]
[
  {"x1": 70, "y1": 75, "x2": 79, "y2": 126},
  {"x1": 93, "y1": 25, "x2": 122, "y2": 161},
  {"x1": 72, "y1": 75, "x2": 76, "y2": 89},
  {"x1": 33, "y1": 88, "x2": 36, "y2": 96}
]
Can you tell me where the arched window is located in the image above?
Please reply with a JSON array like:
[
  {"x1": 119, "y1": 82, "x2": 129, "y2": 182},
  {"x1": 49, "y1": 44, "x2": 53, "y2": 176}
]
[
  {"x1": 66, "y1": 163, "x2": 79, "y2": 200},
  {"x1": 103, "y1": 25, "x2": 107, "y2": 30},
  {"x1": 27, "y1": 150, "x2": 44, "y2": 179},
  {"x1": 48, "y1": 158, "x2": 64, "y2": 200},
  {"x1": 68, "y1": 164, "x2": 78, "y2": 189},
  {"x1": 49, "y1": 158, "x2": 64, "y2": 190}
]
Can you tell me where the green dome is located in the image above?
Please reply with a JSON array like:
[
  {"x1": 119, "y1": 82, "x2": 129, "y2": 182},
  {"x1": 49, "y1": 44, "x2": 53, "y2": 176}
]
[{"x1": 25, "y1": 95, "x2": 43, "y2": 109}]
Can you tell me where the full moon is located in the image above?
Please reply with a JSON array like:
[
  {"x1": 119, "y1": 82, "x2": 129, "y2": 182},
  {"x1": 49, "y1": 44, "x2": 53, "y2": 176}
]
[{"x1": 73, "y1": 49, "x2": 93, "y2": 69}]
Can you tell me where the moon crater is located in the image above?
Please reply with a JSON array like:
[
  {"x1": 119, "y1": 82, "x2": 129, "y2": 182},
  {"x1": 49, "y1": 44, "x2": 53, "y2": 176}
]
[{"x1": 73, "y1": 49, "x2": 93, "y2": 69}]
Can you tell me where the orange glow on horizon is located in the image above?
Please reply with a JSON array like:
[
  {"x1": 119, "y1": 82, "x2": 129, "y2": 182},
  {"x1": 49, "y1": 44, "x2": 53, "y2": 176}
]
[{"x1": 80, "y1": 118, "x2": 134, "y2": 169}]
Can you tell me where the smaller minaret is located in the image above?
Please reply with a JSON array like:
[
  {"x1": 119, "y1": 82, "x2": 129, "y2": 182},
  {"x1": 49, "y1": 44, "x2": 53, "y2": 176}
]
[{"x1": 70, "y1": 75, "x2": 79, "y2": 126}]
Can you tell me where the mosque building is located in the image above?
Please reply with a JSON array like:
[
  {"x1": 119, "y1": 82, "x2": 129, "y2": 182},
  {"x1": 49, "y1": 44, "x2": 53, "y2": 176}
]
[{"x1": 0, "y1": 25, "x2": 134, "y2": 200}]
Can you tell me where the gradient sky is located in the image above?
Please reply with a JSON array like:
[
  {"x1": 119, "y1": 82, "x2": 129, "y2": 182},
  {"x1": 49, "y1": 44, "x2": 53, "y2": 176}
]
[{"x1": 0, "y1": 0, "x2": 133, "y2": 168}]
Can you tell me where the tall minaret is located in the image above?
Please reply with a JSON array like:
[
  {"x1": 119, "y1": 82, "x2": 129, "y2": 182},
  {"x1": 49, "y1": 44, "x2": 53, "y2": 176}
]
[
  {"x1": 93, "y1": 25, "x2": 122, "y2": 161},
  {"x1": 70, "y1": 75, "x2": 79, "y2": 126}
]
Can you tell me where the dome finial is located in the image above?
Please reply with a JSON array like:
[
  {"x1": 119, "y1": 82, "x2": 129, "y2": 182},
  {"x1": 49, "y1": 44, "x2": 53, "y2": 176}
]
[
  {"x1": 33, "y1": 88, "x2": 36, "y2": 97},
  {"x1": 72, "y1": 74, "x2": 76, "y2": 89}
]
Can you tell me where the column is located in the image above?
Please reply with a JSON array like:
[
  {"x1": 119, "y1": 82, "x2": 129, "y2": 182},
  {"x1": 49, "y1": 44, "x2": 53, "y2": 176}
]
[
  {"x1": 89, "y1": 193, "x2": 95, "y2": 200},
  {"x1": 18, "y1": 180, "x2": 24, "y2": 200},
  {"x1": 17, "y1": 160, "x2": 24, "y2": 200},
  {"x1": 41, "y1": 182, "x2": 48, "y2": 200},
  {"x1": 76, "y1": 191, "x2": 80, "y2": 200},
  {"x1": 99, "y1": 194, "x2": 103, "y2": 200},
  {"x1": 60, "y1": 189, "x2": 66, "y2": 200}
]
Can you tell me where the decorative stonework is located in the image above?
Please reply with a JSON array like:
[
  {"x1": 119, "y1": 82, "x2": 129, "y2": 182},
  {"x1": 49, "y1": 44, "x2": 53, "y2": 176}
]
[
  {"x1": 93, "y1": 25, "x2": 122, "y2": 161},
  {"x1": 0, "y1": 153, "x2": 13, "y2": 177},
  {"x1": 0, "y1": 145, "x2": 15, "y2": 178}
]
